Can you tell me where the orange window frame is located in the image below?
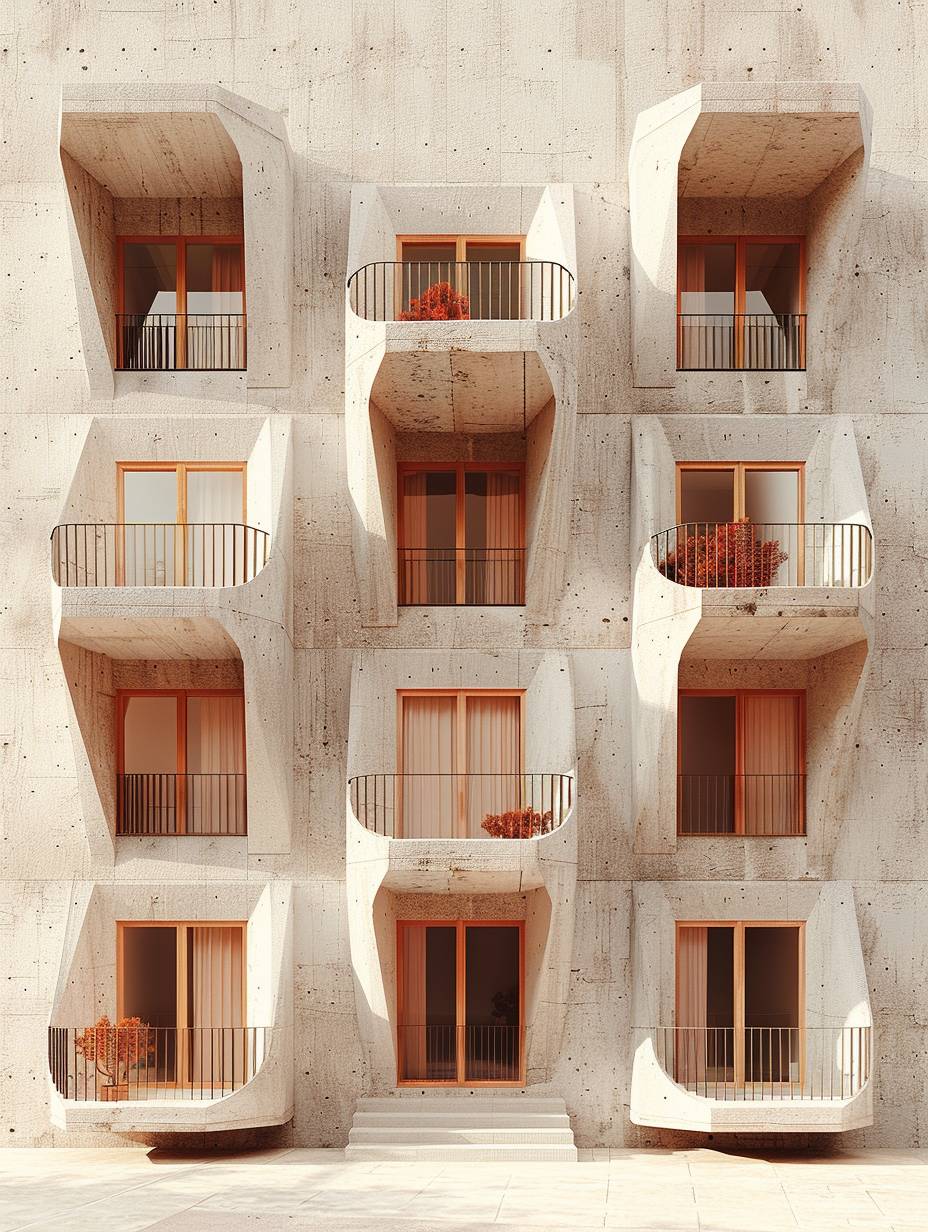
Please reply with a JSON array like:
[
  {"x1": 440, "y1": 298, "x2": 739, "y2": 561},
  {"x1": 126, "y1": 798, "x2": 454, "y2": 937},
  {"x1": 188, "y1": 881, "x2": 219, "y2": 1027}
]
[
  {"x1": 116, "y1": 235, "x2": 246, "y2": 369},
  {"x1": 396, "y1": 918, "x2": 526, "y2": 1087},
  {"x1": 676, "y1": 235, "x2": 805, "y2": 369},
  {"x1": 676, "y1": 688, "x2": 806, "y2": 836},
  {"x1": 675, "y1": 920, "x2": 806, "y2": 1087},
  {"x1": 396, "y1": 462, "x2": 526, "y2": 605},
  {"x1": 116, "y1": 688, "x2": 246, "y2": 835}
]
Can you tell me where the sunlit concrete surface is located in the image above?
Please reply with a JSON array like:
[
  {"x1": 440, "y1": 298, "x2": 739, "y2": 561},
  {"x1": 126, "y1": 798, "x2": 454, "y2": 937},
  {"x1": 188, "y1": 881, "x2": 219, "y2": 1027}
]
[{"x1": 2, "y1": 1147, "x2": 928, "y2": 1231}]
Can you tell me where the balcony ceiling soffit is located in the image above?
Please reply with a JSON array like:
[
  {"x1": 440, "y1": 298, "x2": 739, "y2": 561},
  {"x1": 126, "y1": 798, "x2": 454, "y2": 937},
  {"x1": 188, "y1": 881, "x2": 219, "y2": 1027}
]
[{"x1": 58, "y1": 616, "x2": 240, "y2": 660}]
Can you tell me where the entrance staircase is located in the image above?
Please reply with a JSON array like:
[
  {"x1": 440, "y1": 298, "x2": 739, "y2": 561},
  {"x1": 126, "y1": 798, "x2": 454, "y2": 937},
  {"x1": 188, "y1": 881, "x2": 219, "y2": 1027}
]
[{"x1": 345, "y1": 1092, "x2": 578, "y2": 1161}]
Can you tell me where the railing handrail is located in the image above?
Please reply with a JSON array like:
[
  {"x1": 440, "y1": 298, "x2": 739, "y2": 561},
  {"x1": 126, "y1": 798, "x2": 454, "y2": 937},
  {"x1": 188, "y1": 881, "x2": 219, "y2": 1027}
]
[
  {"x1": 116, "y1": 311, "x2": 246, "y2": 319},
  {"x1": 51, "y1": 521, "x2": 268, "y2": 534},
  {"x1": 348, "y1": 257, "x2": 575, "y2": 280},
  {"x1": 677, "y1": 311, "x2": 808, "y2": 318}
]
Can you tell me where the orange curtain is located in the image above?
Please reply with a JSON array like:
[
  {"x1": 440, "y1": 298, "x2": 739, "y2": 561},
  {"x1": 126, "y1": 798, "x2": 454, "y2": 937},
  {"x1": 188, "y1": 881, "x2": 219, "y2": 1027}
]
[
  {"x1": 465, "y1": 695, "x2": 521, "y2": 837},
  {"x1": 401, "y1": 696, "x2": 457, "y2": 837},
  {"x1": 742, "y1": 694, "x2": 801, "y2": 835},
  {"x1": 401, "y1": 472, "x2": 429, "y2": 603},
  {"x1": 483, "y1": 473, "x2": 522, "y2": 603},
  {"x1": 211, "y1": 246, "x2": 243, "y2": 293},
  {"x1": 190, "y1": 926, "x2": 244, "y2": 1085},
  {"x1": 186, "y1": 695, "x2": 245, "y2": 834},
  {"x1": 398, "y1": 925, "x2": 427, "y2": 1080},
  {"x1": 676, "y1": 926, "x2": 708, "y2": 1083}
]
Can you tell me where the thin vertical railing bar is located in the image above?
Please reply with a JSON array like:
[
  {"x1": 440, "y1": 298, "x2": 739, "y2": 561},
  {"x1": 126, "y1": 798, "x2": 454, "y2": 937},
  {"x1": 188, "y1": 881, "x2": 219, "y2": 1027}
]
[
  {"x1": 677, "y1": 313, "x2": 807, "y2": 371},
  {"x1": 51, "y1": 523, "x2": 269, "y2": 587}
]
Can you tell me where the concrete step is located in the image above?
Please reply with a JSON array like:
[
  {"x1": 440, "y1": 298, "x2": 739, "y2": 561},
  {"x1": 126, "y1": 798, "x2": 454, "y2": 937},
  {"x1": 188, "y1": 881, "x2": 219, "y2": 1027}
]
[
  {"x1": 345, "y1": 1142, "x2": 579, "y2": 1162},
  {"x1": 355, "y1": 1095, "x2": 568, "y2": 1114},
  {"x1": 349, "y1": 1126, "x2": 575, "y2": 1144},
  {"x1": 353, "y1": 1111, "x2": 571, "y2": 1128}
]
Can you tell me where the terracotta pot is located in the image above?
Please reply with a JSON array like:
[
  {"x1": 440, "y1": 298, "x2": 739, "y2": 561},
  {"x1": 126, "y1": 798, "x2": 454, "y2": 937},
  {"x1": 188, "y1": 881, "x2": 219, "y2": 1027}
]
[{"x1": 100, "y1": 1082, "x2": 128, "y2": 1102}]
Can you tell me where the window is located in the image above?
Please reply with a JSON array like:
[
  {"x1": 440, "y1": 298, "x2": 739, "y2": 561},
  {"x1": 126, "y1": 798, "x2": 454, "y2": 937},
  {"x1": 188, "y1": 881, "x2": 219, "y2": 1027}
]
[
  {"x1": 397, "y1": 920, "x2": 523, "y2": 1085},
  {"x1": 117, "y1": 462, "x2": 254, "y2": 586},
  {"x1": 398, "y1": 689, "x2": 523, "y2": 838},
  {"x1": 397, "y1": 464, "x2": 524, "y2": 605},
  {"x1": 118, "y1": 921, "x2": 246, "y2": 1086},
  {"x1": 117, "y1": 236, "x2": 245, "y2": 370},
  {"x1": 675, "y1": 921, "x2": 803, "y2": 1087},
  {"x1": 678, "y1": 690, "x2": 805, "y2": 835},
  {"x1": 117, "y1": 689, "x2": 246, "y2": 835},
  {"x1": 677, "y1": 236, "x2": 805, "y2": 369},
  {"x1": 398, "y1": 235, "x2": 524, "y2": 319}
]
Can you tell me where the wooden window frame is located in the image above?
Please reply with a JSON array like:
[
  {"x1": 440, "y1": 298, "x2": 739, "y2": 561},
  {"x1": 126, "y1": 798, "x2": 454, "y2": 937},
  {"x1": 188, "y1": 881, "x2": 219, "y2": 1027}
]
[
  {"x1": 675, "y1": 920, "x2": 806, "y2": 1088},
  {"x1": 396, "y1": 918, "x2": 526, "y2": 1087},
  {"x1": 677, "y1": 688, "x2": 806, "y2": 836},
  {"x1": 116, "y1": 688, "x2": 246, "y2": 835},
  {"x1": 396, "y1": 688, "x2": 526, "y2": 839},
  {"x1": 396, "y1": 462, "x2": 526, "y2": 605},
  {"x1": 116, "y1": 235, "x2": 246, "y2": 370},
  {"x1": 676, "y1": 235, "x2": 806, "y2": 369}
]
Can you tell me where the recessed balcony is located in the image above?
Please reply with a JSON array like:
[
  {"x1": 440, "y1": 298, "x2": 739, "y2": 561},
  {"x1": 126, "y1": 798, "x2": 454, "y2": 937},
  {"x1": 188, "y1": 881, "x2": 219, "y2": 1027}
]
[
  {"x1": 117, "y1": 772, "x2": 246, "y2": 836},
  {"x1": 116, "y1": 312, "x2": 246, "y2": 372}
]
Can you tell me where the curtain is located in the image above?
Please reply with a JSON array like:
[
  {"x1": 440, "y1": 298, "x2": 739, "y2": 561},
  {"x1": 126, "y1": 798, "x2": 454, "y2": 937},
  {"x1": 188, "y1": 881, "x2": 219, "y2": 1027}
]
[
  {"x1": 401, "y1": 696, "x2": 457, "y2": 837},
  {"x1": 185, "y1": 470, "x2": 244, "y2": 585},
  {"x1": 676, "y1": 926, "x2": 708, "y2": 1084},
  {"x1": 742, "y1": 694, "x2": 801, "y2": 835},
  {"x1": 186, "y1": 695, "x2": 245, "y2": 834},
  {"x1": 211, "y1": 246, "x2": 243, "y2": 296},
  {"x1": 400, "y1": 472, "x2": 430, "y2": 603},
  {"x1": 465, "y1": 695, "x2": 521, "y2": 838},
  {"x1": 398, "y1": 925, "x2": 428, "y2": 1080},
  {"x1": 479, "y1": 472, "x2": 522, "y2": 604},
  {"x1": 189, "y1": 926, "x2": 244, "y2": 1086}
]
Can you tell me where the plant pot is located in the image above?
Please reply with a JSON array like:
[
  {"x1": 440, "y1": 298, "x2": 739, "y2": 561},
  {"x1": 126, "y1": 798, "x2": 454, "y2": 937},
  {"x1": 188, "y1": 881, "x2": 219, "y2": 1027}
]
[{"x1": 100, "y1": 1082, "x2": 129, "y2": 1101}]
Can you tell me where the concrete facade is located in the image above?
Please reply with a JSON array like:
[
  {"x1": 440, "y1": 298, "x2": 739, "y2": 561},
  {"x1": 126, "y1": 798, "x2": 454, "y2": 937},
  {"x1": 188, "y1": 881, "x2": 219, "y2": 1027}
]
[{"x1": 1, "y1": 0, "x2": 926, "y2": 1153}]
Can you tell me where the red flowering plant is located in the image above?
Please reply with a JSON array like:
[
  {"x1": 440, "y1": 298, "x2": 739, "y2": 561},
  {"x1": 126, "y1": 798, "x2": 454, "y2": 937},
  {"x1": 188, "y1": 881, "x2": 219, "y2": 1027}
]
[
  {"x1": 658, "y1": 519, "x2": 788, "y2": 588},
  {"x1": 481, "y1": 807, "x2": 553, "y2": 839},
  {"x1": 75, "y1": 1015, "x2": 155, "y2": 1093},
  {"x1": 398, "y1": 281, "x2": 470, "y2": 321}
]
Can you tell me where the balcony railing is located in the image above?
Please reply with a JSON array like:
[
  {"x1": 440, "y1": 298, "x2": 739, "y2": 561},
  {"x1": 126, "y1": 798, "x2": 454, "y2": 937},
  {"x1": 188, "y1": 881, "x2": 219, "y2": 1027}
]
[
  {"x1": 349, "y1": 772, "x2": 573, "y2": 839},
  {"x1": 650, "y1": 1025, "x2": 871, "y2": 1101},
  {"x1": 116, "y1": 313, "x2": 246, "y2": 371},
  {"x1": 677, "y1": 773, "x2": 805, "y2": 836},
  {"x1": 117, "y1": 772, "x2": 247, "y2": 836},
  {"x1": 397, "y1": 1024, "x2": 522, "y2": 1084},
  {"x1": 51, "y1": 523, "x2": 269, "y2": 587},
  {"x1": 348, "y1": 260, "x2": 575, "y2": 322},
  {"x1": 49, "y1": 1025, "x2": 266, "y2": 1101},
  {"x1": 652, "y1": 522, "x2": 873, "y2": 589},
  {"x1": 398, "y1": 547, "x2": 525, "y2": 605},
  {"x1": 677, "y1": 313, "x2": 806, "y2": 370}
]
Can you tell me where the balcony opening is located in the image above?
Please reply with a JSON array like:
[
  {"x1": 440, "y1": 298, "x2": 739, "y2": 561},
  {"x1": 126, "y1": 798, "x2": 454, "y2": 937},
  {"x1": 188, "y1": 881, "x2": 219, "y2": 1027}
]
[
  {"x1": 677, "y1": 689, "x2": 805, "y2": 836},
  {"x1": 398, "y1": 463, "x2": 524, "y2": 605},
  {"x1": 52, "y1": 460, "x2": 269, "y2": 588},
  {"x1": 397, "y1": 919, "x2": 523, "y2": 1085},
  {"x1": 350, "y1": 687, "x2": 572, "y2": 839},
  {"x1": 677, "y1": 236, "x2": 804, "y2": 370},
  {"x1": 118, "y1": 688, "x2": 246, "y2": 836}
]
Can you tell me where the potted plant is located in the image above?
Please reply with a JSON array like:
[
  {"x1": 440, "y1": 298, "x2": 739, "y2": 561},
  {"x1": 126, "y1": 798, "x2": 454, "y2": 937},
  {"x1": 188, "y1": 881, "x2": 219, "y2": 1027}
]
[
  {"x1": 398, "y1": 281, "x2": 470, "y2": 320},
  {"x1": 658, "y1": 518, "x2": 788, "y2": 588},
  {"x1": 481, "y1": 806, "x2": 553, "y2": 839},
  {"x1": 75, "y1": 1015, "x2": 153, "y2": 1101}
]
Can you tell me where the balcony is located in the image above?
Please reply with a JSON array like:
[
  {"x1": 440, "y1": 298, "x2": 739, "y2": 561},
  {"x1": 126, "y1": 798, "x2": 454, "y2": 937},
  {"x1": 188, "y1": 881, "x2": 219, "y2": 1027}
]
[
  {"x1": 117, "y1": 772, "x2": 246, "y2": 837},
  {"x1": 348, "y1": 260, "x2": 575, "y2": 323},
  {"x1": 116, "y1": 313, "x2": 246, "y2": 372},
  {"x1": 51, "y1": 523, "x2": 270, "y2": 588},
  {"x1": 677, "y1": 312, "x2": 806, "y2": 371},
  {"x1": 678, "y1": 773, "x2": 805, "y2": 837},
  {"x1": 49, "y1": 1025, "x2": 267, "y2": 1102}
]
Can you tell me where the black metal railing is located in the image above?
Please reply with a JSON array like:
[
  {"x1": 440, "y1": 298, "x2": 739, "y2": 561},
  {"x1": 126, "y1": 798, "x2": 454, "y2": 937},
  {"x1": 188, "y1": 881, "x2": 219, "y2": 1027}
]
[
  {"x1": 652, "y1": 522, "x2": 873, "y2": 589},
  {"x1": 51, "y1": 523, "x2": 270, "y2": 587},
  {"x1": 349, "y1": 772, "x2": 573, "y2": 839},
  {"x1": 348, "y1": 260, "x2": 575, "y2": 322},
  {"x1": 677, "y1": 773, "x2": 806, "y2": 836},
  {"x1": 116, "y1": 314, "x2": 246, "y2": 371},
  {"x1": 398, "y1": 548, "x2": 525, "y2": 605},
  {"x1": 677, "y1": 313, "x2": 806, "y2": 370},
  {"x1": 117, "y1": 773, "x2": 247, "y2": 836},
  {"x1": 650, "y1": 1025, "x2": 871, "y2": 1100},
  {"x1": 49, "y1": 1025, "x2": 267, "y2": 1101},
  {"x1": 397, "y1": 1024, "x2": 522, "y2": 1084}
]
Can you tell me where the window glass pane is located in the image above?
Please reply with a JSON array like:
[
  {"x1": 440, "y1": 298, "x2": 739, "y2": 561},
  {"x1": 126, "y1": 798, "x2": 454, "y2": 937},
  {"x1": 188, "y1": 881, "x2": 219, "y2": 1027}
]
[
  {"x1": 466, "y1": 244, "x2": 521, "y2": 319},
  {"x1": 123, "y1": 243, "x2": 177, "y2": 315},
  {"x1": 679, "y1": 694, "x2": 736, "y2": 835},
  {"x1": 122, "y1": 695, "x2": 178, "y2": 773},
  {"x1": 186, "y1": 695, "x2": 244, "y2": 773},
  {"x1": 679, "y1": 242, "x2": 736, "y2": 314},
  {"x1": 744, "y1": 242, "x2": 800, "y2": 316},
  {"x1": 679, "y1": 469, "x2": 735, "y2": 524},
  {"x1": 744, "y1": 468, "x2": 799, "y2": 525},
  {"x1": 123, "y1": 470, "x2": 178, "y2": 523},
  {"x1": 465, "y1": 925, "x2": 520, "y2": 1081},
  {"x1": 185, "y1": 243, "x2": 244, "y2": 314},
  {"x1": 401, "y1": 244, "x2": 457, "y2": 314},
  {"x1": 706, "y1": 926, "x2": 735, "y2": 1027},
  {"x1": 122, "y1": 927, "x2": 178, "y2": 1029}
]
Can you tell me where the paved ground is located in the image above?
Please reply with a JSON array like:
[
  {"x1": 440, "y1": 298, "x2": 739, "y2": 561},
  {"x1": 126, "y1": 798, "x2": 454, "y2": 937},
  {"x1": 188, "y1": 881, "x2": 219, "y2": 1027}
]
[{"x1": 1, "y1": 1147, "x2": 928, "y2": 1231}]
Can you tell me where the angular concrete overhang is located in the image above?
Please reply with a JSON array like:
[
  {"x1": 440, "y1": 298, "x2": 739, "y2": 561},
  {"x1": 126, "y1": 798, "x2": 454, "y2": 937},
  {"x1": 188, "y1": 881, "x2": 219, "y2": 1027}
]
[
  {"x1": 48, "y1": 882, "x2": 294, "y2": 1134},
  {"x1": 629, "y1": 82, "x2": 871, "y2": 389},
  {"x1": 629, "y1": 881, "x2": 873, "y2": 1133},
  {"x1": 59, "y1": 83, "x2": 293, "y2": 397}
]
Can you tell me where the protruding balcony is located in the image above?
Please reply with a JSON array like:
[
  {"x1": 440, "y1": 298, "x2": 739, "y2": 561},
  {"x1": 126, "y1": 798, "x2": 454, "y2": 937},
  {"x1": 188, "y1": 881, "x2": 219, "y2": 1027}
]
[
  {"x1": 116, "y1": 312, "x2": 246, "y2": 372},
  {"x1": 51, "y1": 523, "x2": 270, "y2": 588},
  {"x1": 348, "y1": 260, "x2": 575, "y2": 323},
  {"x1": 117, "y1": 772, "x2": 247, "y2": 837}
]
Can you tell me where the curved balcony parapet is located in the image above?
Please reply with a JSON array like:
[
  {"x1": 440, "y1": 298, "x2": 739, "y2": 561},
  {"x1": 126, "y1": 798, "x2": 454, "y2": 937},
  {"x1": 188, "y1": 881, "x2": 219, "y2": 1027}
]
[
  {"x1": 347, "y1": 260, "x2": 575, "y2": 323},
  {"x1": 651, "y1": 521, "x2": 873, "y2": 590},
  {"x1": 348, "y1": 772, "x2": 574, "y2": 840},
  {"x1": 51, "y1": 522, "x2": 270, "y2": 588}
]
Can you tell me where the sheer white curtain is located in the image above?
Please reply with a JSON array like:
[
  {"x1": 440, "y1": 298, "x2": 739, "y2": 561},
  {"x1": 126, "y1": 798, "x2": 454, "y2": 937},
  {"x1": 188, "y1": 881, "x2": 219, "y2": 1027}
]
[
  {"x1": 483, "y1": 473, "x2": 522, "y2": 603},
  {"x1": 186, "y1": 470, "x2": 245, "y2": 585},
  {"x1": 398, "y1": 925, "x2": 427, "y2": 1080},
  {"x1": 401, "y1": 696, "x2": 457, "y2": 837},
  {"x1": 465, "y1": 695, "x2": 521, "y2": 837},
  {"x1": 676, "y1": 926, "x2": 708, "y2": 1084},
  {"x1": 190, "y1": 926, "x2": 244, "y2": 1085},
  {"x1": 186, "y1": 695, "x2": 245, "y2": 834},
  {"x1": 742, "y1": 694, "x2": 802, "y2": 834}
]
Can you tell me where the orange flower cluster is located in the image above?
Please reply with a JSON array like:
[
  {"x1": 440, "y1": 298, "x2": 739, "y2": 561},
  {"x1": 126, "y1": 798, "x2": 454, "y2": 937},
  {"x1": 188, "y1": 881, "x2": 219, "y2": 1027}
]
[
  {"x1": 74, "y1": 1015, "x2": 154, "y2": 1081},
  {"x1": 658, "y1": 519, "x2": 788, "y2": 588},
  {"x1": 481, "y1": 807, "x2": 553, "y2": 839},
  {"x1": 398, "y1": 281, "x2": 470, "y2": 320}
]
